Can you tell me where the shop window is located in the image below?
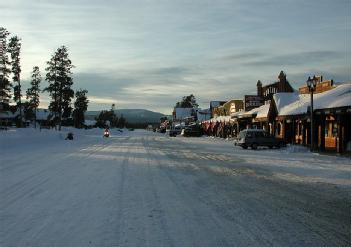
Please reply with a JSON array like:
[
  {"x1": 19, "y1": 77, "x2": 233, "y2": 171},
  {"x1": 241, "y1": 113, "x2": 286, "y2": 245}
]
[
  {"x1": 297, "y1": 122, "x2": 302, "y2": 136},
  {"x1": 276, "y1": 122, "x2": 282, "y2": 136},
  {"x1": 332, "y1": 123, "x2": 338, "y2": 137},
  {"x1": 279, "y1": 123, "x2": 282, "y2": 136},
  {"x1": 325, "y1": 125, "x2": 329, "y2": 137}
]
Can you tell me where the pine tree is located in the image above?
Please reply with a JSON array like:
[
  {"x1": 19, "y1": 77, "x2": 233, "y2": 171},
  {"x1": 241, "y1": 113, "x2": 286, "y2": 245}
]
[
  {"x1": 110, "y1": 103, "x2": 118, "y2": 127},
  {"x1": 44, "y1": 46, "x2": 74, "y2": 130},
  {"x1": 73, "y1": 89, "x2": 89, "y2": 128},
  {"x1": 0, "y1": 27, "x2": 12, "y2": 114},
  {"x1": 8, "y1": 36, "x2": 23, "y2": 127},
  {"x1": 95, "y1": 107, "x2": 117, "y2": 128},
  {"x1": 175, "y1": 94, "x2": 198, "y2": 108},
  {"x1": 26, "y1": 66, "x2": 41, "y2": 128},
  {"x1": 45, "y1": 48, "x2": 59, "y2": 120}
]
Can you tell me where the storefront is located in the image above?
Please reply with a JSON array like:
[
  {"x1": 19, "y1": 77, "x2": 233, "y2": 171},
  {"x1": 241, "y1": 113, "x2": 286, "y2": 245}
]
[
  {"x1": 315, "y1": 107, "x2": 351, "y2": 153},
  {"x1": 274, "y1": 83, "x2": 351, "y2": 154}
]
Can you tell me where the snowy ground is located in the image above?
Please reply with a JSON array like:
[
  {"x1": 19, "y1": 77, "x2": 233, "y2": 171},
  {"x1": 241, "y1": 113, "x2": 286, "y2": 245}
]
[{"x1": 1, "y1": 128, "x2": 351, "y2": 246}]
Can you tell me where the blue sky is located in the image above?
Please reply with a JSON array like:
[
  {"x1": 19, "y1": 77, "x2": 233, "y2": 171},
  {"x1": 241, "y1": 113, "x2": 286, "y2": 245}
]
[{"x1": 2, "y1": 0, "x2": 351, "y2": 114}]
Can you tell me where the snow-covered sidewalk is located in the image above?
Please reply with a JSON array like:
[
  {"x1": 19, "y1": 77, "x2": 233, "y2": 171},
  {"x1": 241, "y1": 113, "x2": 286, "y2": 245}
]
[{"x1": 178, "y1": 135, "x2": 351, "y2": 188}]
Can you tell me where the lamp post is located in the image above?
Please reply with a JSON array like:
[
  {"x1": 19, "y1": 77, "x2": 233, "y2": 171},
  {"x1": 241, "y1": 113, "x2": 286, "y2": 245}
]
[{"x1": 306, "y1": 76, "x2": 317, "y2": 152}]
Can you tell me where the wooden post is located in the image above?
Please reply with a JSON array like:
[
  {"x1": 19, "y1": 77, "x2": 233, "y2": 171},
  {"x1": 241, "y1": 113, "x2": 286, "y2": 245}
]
[{"x1": 337, "y1": 114, "x2": 343, "y2": 154}]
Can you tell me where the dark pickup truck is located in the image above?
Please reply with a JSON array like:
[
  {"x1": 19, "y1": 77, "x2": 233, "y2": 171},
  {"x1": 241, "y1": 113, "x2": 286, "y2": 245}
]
[{"x1": 234, "y1": 129, "x2": 286, "y2": 149}]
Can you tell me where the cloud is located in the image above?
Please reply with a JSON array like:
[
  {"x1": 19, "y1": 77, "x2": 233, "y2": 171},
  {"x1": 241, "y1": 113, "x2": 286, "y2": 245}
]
[
  {"x1": 72, "y1": 69, "x2": 202, "y2": 113},
  {"x1": 152, "y1": 67, "x2": 191, "y2": 76},
  {"x1": 244, "y1": 51, "x2": 343, "y2": 67},
  {"x1": 287, "y1": 66, "x2": 351, "y2": 86},
  {"x1": 2, "y1": 0, "x2": 351, "y2": 114},
  {"x1": 221, "y1": 51, "x2": 266, "y2": 62}
]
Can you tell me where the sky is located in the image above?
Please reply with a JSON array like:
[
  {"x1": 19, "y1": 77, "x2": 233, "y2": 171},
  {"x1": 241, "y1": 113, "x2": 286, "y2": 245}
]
[{"x1": 2, "y1": 0, "x2": 351, "y2": 114}]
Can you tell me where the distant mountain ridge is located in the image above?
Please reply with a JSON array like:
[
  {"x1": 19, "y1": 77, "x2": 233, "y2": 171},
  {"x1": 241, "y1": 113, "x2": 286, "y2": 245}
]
[{"x1": 85, "y1": 109, "x2": 166, "y2": 124}]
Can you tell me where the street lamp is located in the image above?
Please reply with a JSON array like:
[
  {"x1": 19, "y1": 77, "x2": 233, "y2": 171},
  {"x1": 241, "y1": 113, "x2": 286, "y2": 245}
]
[{"x1": 306, "y1": 75, "x2": 317, "y2": 152}]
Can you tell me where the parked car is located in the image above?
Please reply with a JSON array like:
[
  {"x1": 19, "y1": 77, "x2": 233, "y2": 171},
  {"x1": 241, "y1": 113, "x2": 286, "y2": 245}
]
[
  {"x1": 234, "y1": 129, "x2": 285, "y2": 149},
  {"x1": 180, "y1": 124, "x2": 202, "y2": 137},
  {"x1": 166, "y1": 125, "x2": 182, "y2": 137}
]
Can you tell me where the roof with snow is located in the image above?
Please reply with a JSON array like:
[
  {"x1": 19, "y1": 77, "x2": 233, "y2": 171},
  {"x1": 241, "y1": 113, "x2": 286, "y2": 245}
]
[
  {"x1": 274, "y1": 83, "x2": 351, "y2": 116},
  {"x1": 237, "y1": 103, "x2": 271, "y2": 119},
  {"x1": 174, "y1": 108, "x2": 194, "y2": 120},
  {"x1": 208, "y1": 115, "x2": 232, "y2": 122},
  {"x1": 0, "y1": 111, "x2": 17, "y2": 119},
  {"x1": 210, "y1": 101, "x2": 226, "y2": 108}
]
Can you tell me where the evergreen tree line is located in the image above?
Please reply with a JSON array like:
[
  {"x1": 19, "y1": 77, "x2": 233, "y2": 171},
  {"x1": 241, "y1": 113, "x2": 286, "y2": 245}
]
[
  {"x1": 95, "y1": 104, "x2": 126, "y2": 129},
  {"x1": 0, "y1": 27, "x2": 89, "y2": 130}
]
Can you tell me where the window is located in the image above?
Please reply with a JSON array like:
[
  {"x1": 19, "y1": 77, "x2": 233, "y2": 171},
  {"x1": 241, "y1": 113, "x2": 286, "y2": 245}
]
[
  {"x1": 276, "y1": 122, "x2": 282, "y2": 136},
  {"x1": 297, "y1": 122, "x2": 302, "y2": 136},
  {"x1": 325, "y1": 122, "x2": 337, "y2": 137},
  {"x1": 332, "y1": 123, "x2": 338, "y2": 137},
  {"x1": 325, "y1": 125, "x2": 329, "y2": 137}
]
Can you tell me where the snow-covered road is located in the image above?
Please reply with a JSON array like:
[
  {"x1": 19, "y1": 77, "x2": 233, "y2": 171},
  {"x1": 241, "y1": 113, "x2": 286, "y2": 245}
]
[{"x1": 1, "y1": 129, "x2": 351, "y2": 246}]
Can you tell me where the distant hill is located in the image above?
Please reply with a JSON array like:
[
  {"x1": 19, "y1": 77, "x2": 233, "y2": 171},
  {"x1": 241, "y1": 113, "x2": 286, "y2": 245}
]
[{"x1": 85, "y1": 109, "x2": 166, "y2": 124}]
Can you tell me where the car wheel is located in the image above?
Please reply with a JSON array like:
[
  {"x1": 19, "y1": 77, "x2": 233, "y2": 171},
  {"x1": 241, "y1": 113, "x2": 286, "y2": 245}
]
[
  {"x1": 268, "y1": 145, "x2": 273, "y2": 149},
  {"x1": 242, "y1": 145, "x2": 248, "y2": 149},
  {"x1": 275, "y1": 143, "x2": 281, "y2": 149},
  {"x1": 251, "y1": 143, "x2": 258, "y2": 150}
]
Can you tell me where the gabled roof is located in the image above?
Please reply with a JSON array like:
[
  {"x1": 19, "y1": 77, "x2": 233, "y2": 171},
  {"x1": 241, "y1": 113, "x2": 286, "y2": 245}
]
[
  {"x1": 274, "y1": 83, "x2": 351, "y2": 116},
  {"x1": 255, "y1": 103, "x2": 271, "y2": 119},
  {"x1": 210, "y1": 101, "x2": 226, "y2": 108},
  {"x1": 0, "y1": 109, "x2": 54, "y2": 120}
]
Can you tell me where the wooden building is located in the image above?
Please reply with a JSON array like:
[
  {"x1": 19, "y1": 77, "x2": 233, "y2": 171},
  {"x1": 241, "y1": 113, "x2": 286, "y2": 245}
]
[
  {"x1": 210, "y1": 101, "x2": 226, "y2": 118},
  {"x1": 213, "y1": 99, "x2": 243, "y2": 117},
  {"x1": 257, "y1": 71, "x2": 295, "y2": 103},
  {"x1": 231, "y1": 74, "x2": 351, "y2": 154},
  {"x1": 232, "y1": 71, "x2": 296, "y2": 136},
  {"x1": 273, "y1": 81, "x2": 351, "y2": 154}
]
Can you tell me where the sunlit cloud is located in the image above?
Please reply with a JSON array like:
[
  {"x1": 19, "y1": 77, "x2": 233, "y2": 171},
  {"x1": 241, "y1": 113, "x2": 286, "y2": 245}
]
[{"x1": 2, "y1": 0, "x2": 351, "y2": 114}]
